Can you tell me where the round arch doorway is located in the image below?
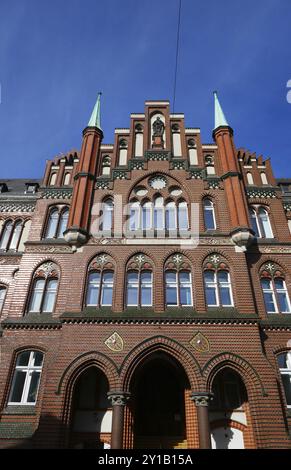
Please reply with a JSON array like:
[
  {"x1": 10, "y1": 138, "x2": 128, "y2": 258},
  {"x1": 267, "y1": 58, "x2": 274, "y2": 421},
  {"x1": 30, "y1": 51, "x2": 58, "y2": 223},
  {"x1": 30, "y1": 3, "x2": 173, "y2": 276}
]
[{"x1": 131, "y1": 352, "x2": 190, "y2": 449}]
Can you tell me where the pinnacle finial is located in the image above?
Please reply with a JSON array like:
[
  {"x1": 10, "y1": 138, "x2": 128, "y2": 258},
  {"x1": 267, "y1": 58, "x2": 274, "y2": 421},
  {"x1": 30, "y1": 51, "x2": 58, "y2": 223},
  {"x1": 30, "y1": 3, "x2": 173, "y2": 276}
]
[
  {"x1": 213, "y1": 90, "x2": 229, "y2": 130},
  {"x1": 88, "y1": 92, "x2": 102, "y2": 130}
]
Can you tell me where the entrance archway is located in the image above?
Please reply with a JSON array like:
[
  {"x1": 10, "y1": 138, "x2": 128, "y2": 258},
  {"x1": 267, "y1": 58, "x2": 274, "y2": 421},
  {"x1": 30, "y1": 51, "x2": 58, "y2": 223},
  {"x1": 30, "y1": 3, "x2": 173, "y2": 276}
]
[
  {"x1": 69, "y1": 367, "x2": 111, "y2": 449},
  {"x1": 131, "y1": 352, "x2": 190, "y2": 449}
]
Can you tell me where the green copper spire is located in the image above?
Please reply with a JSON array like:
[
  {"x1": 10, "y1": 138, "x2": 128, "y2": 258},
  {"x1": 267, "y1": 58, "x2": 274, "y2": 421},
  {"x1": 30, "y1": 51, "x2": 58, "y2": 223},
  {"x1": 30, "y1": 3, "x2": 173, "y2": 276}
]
[
  {"x1": 88, "y1": 92, "x2": 102, "y2": 130},
  {"x1": 213, "y1": 91, "x2": 229, "y2": 129}
]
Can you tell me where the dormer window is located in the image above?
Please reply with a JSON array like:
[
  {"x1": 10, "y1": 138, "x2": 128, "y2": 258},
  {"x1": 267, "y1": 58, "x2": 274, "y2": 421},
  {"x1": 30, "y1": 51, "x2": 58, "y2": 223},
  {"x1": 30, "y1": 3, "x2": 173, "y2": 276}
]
[{"x1": 25, "y1": 183, "x2": 39, "y2": 194}]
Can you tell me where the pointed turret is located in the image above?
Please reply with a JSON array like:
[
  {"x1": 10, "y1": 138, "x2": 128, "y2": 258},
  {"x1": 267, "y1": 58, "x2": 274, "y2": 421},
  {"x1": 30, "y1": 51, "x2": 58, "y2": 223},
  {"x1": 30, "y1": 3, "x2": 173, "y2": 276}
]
[
  {"x1": 64, "y1": 93, "x2": 104, "y2": 249},
  {"x1": 88, "y1": 92, "x2": 102, "y2": 130},
  {"x1": 212, "y1": 91, "x2": 254, "y2": 251}
]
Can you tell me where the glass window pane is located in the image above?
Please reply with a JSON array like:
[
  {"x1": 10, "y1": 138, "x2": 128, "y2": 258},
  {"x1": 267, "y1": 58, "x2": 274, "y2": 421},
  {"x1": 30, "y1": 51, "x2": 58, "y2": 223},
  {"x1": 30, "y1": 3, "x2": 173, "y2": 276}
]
[
  {"x1": 27, "y1": 371, "x2": 41, "y2": 403},
  {"x1": 278, "y1": 353, "x2": 288, "y2": 369},
  {"x1": 178, "y1": 203, "x2": 188, "y2": 230},
  {"x1": 281, "y1": 374, "x2": 291, "y2": 406},
  {"x1": 101, "y1": 285, "x2": 113, "y2": 306},
  {"x1": 0, "y1": 222, "x2": 13, "y2": 249},
  {"x1": 179, "y1": 271, "x2": 190, "y2": 283},
  {"x1": 180, "y1": 286, "x2": 192, "y2": 305},
  {"x1": 277, "y1": 292, "x2": 291, "y2": 313},
  {"x1": 250, "y1": 210, "x2": 260, "y2": 237},
  {"x1": 204, "y1": 270, "x2": 215, "y2": 283},
  {"x1": 42, "y1": 279, "x2": 57, "y2": 313},
  {"x1": 127, "y1": 286, "x2": 138, "y2": 306},
  {"x1": 166, "y1": 271, "x2": 177, "y2": 283},
  {"x1": 33, "y1": 352, "x2": 43, "y2": 367},
  {"x1": 130, "y1": 206, "x2": 139, "y2": 231},
  {"x1": 9, "y1": 222, "x2": 22, "y2": 250},
  {"x1": 218, "y1": 271, "x2": 229, "y2": 283},
  {"x1": 220, "y1": 286, "x2": 232, "y2": 306},
  {"x1": 10, "y1": 370, "x2": 26, "y2": 402},
  {"x1": 103, "y1": 201, "x2": 113, "y2": 231},
  {"x1": 165, "y1": 204, "x2": 176, "y2": 230},
  {"x1": 57, "y1": 210, "x2": 69, "y2": 238},
  {"x1": 16, "y1": 351, "x2": 30, "y2": 366},
  {"x1": 204, "y1": 201, "x2": 216, "y2": 230},
  {"x1": 29, "y1": 279, "x2": 45, "y2": 312},
  {"x1": 259, "y1": 209, "x2": 273, "y2": 238},
  {"x1": 86, "y1": 272, "x2": 100, "y2": 306},
  {"x1": 274, "y1": 279, "x2": 284, "y2": 290},
  {"x1": 261, "y1": 278, "x2": 272, "y2": 290},
  {"x1": 166, "y1": 286, "x2": 178, "y2": 305},
  {"x1": 128, "y1": 272, "x2": 138, "y2": 282},
  {"x1": 263, "y1": 292, "x2": 277, "y2": 313},
  {"x1": 142, "y1": 204, "x2": 152, "y2": 230},
  {"x1": 206, "y1": 286, "x2": 217, "y2": 306},
  {"x1": 45, "y1": 210, "x2": 59, "y2": 238},
  {"x1": 141, "y1": 285, "x2": 152, "y2": 306},
  {"x1": 103, "y1": 271, "x2": 113, "y2": 283},
  {"x1": 141, "y1": 271, "x2": 152, "y2": 283}
]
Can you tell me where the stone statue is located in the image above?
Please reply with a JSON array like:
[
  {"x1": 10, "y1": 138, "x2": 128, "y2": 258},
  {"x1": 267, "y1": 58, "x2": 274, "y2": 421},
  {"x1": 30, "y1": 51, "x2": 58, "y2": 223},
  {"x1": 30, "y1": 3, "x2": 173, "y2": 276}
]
[{"x1": 152, "y1": 117, "x2": 165, "y2": 138}]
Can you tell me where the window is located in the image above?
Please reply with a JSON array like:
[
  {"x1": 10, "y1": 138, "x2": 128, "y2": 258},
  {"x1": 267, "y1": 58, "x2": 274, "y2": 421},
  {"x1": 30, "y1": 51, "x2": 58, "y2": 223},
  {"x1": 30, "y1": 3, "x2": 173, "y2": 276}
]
[
  {"x1": 101, "y1": 199, "x2": 113, "y2": 232},
  {"x1": 0, "y1": 286, "x2": 7, "y2": 312},
  {"x1": 44, "y1": 207, "x2": 69, "y2": 239},
  {"x1": 277, "y1": 352, "x2": 291, "y2": 408},
  {"x1": 165, "y1": 271, "x2": 192, "y2": 307},
  {"x1": 8, "y1": 351, "x2": 44, "y2": 405},
  {"x1": 126, "y1": 270, "x2": 153, "y2": 307},
  {"x1": 261, "y1": 277, "x2": 291, "y2": 314},
  {"x1": 178, "y1": 201, "x2": 188, "y2": 231},
  {"x1": 63, "y1": 172, "x2": 71, "y2": 186},
  {"x1": 154, "y1": 197, "x2": 164, "y2": 230},
  {"x1": 129, "y1": 201, "x2": 140, "y2": 231},
  {"x1": 203, "y1": 199, "x2": 216, "y2": 230},
  {"x1": 249, "y1": 206, "x2": 273, "y2": 238},
  {"x1": 246, "y1": 172, "x2": 254, "y2": 185},
  {"x1": 142, "y1": 201, "x2": 152, "y2": 230},
  {"x1": 102, "y1": 156, "x2": 111, "y2": 176},
  {"x1": 204, "y1": 270, "x2": 233, "y2": 307},
  {"x1": 165, "y1": 201, "x2": 177, "y2": 230},
  {"x1": 29, "y1": 278, "x2": 58, "y2": 313},
  {"x1": 86, "y1": 271, "x2": 114, "y2": 307},
  {"x1": 261, "y1": 172, "x2": 268, "y2": 185},
  {"x1": 0, "y1": 220, "x2": 24, "y2": 251},
  {"x1": 49, "y1": 173, "x2": 57, "y2": 186}
]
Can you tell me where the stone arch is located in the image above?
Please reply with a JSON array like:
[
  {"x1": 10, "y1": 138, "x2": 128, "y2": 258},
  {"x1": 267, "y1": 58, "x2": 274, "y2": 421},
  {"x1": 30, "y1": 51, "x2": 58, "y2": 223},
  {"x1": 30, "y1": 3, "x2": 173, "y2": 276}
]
[
  {"x1": 203, "y1": 352, "x2": 267, "y2": 398},
  {"x1": 119, "y1": 336, "x2": 203, "y2": 391}
]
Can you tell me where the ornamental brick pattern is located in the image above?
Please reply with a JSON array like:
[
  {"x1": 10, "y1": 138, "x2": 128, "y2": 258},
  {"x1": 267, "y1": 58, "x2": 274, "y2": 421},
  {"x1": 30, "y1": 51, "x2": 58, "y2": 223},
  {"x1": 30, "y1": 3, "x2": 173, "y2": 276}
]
[{"x1": 0, "y1": 99, "x2": 291, "y2": 449}]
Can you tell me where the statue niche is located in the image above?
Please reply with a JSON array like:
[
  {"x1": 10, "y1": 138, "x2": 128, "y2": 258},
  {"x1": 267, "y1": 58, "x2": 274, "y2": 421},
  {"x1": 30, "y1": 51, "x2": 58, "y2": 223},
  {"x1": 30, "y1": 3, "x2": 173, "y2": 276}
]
[{"x1": 152, "y1": 116, "x2": 165, "y2": 149}]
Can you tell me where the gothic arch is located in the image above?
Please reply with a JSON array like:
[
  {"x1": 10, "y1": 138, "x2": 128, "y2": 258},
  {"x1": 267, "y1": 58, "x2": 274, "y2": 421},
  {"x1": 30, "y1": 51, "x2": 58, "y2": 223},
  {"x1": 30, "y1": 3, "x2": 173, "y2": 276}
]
[{"x1": 119, "y1": 336, "x2": 203, "y2": 391}]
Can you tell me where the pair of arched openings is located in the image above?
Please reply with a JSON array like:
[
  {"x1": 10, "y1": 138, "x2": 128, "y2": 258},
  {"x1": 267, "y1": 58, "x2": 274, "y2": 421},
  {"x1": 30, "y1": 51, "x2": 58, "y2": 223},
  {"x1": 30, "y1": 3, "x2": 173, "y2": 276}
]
[
  {"x1": 249, "y1": 206, "x2": 273, "y2": 238},
  {"x1": 49, "y1": 171, "x2": 71, "y2": 186},
  {"x1": 43, "y1": 206, "x2": 69, "y2": 239},
  {"x1": 0, "y1": 219, "x2": 29, "y2": 252}
]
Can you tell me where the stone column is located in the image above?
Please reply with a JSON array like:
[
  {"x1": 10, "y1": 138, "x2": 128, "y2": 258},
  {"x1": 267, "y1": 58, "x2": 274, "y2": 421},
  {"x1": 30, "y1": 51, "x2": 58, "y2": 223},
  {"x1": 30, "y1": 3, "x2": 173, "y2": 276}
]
[
  {"x1": 107, "y1": 391, "x2": 131, "y2": 449},
  {"x1": 191, "y1": 392, "x2": 213, "y2": 449}
]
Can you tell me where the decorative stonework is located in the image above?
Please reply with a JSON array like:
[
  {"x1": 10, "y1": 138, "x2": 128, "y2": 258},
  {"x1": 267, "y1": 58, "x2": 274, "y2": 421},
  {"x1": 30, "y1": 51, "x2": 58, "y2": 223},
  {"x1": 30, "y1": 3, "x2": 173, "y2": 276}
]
[
  {"x1": 206, "y1": 179, "x2": 220, "y2": 190},
  {"x1": 89, "y1": 253, "x2": 114, "y2": 271},
  {"x1": 105, "y1": 332, "x2": 124, "y2": 352},
  {"x1": 127, "y1": 253, "x2": 152, "y2": 271},
  {"x1": 198, "y1": 238, "x2": 232, "y2": 246},
  {"x1": 191, "y1": 392, "x2": 213, "y2": 407},
  {"x1": 171, "y1": 160, "x2": 186, "y2": 170},
  {"x1": 145, "y1": 150, "x2": 170, "y2": 161},
  {"x1": 95, "y1": 179, "x2": 110, "y2": 190},
  {"x1": 283, "y1": 202, "x2": 291, "y2": 212},
  {"x1": 35, "y1": 262, "x2": 59, "y2": 278},
  {"x1": 190, "y1": 332, "x2": 210, "y2": 353},
  {"x1": 148, "y1": 175, "x2": 167, "y2": 190},
  {"x1": 203, "y1": 253, "x2": 228, "y2": 270},
  {"x1": 189, "y1": 169, "x2": 203, "y2": 179},
  {"x1": 112, "y1": 169, "x2": 129, "y2": 180},
  {"x1": 0, "y1": 202, "x2": 36, "y2": 213},
  {"x1": 25, "y1": 245, "x2": 72, "y2": 254},
  {"x1": 260, "y1": 262, "x2": 283, "y2": 279},
  {"x1": 259, "y1": 246, "x2": 291, "y2": 254},
  {"x1": 129, "y1": 160, "x2": 144, "y2": 170},
  {"x1": 247, "y1": 188, "x2": 277, "y2": 199},
  {"x1": 40, "y1": 188, "x2": 72, "y2": 199},
  {"x1": 107, "y1": 391, "x2": 130, "y2": 406},
  {"x1": 0, "y1": 257, "x2": 21, "y2": 265},
  {"x1": 165, "y1": 254, "x2": 191, "y2": 271}
]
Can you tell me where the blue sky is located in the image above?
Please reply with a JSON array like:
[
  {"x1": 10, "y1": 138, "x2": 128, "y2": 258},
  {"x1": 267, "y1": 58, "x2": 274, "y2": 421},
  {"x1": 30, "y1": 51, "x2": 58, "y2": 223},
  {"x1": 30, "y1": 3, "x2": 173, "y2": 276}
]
[{"x1": 0, "y1": 0, "x2": 290, "y2": 179}]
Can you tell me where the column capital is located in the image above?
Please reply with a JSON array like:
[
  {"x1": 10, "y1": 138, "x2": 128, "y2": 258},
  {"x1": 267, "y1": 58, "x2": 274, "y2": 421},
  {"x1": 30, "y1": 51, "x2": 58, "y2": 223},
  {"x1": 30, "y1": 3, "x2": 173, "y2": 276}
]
[
  {"x1": 107, "y1": 391, "x2": 131, "y2": 406},
  {"x1": 191, "y1": 392, "x2": 213, "y2": 407}
]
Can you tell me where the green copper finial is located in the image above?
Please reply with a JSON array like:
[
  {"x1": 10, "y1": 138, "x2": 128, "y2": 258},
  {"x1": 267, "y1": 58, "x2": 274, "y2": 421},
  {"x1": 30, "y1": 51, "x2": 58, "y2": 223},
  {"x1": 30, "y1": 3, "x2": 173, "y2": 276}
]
[
  {"x1": 88, "y1": 92, "x2": 102, "y2": 130},
  {"x1": 213, "y1": 91, "x2": 229, "y2": 129}
]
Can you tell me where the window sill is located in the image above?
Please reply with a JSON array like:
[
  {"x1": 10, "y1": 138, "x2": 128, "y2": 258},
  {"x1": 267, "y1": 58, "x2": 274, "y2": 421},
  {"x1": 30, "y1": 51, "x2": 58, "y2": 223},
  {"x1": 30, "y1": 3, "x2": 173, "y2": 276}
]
[{"x1": 2, "y1": 405, "x2": 36, "y2": 415}]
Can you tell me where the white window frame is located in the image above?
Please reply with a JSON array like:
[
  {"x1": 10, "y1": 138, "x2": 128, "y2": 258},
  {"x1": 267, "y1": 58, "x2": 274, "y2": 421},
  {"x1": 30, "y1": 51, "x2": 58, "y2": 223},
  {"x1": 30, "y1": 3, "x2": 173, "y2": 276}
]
[
  {"x1": 126, "y1": 270, "x2": 153, "y2": 307},
  {"x1": 204, "y1": 270, "x2": 234, "y2": 307},
  {"x1": 203, "y1": 199, "x2": 216, "y2": 230},
  {"x1": 165, "y1": 271, "x2": 193, "y2": 307},
  {"x1": 261, "y1": 277, "x2": 291, "y2": 314},
  {"x1": 8, "y1": 351, "x2": 43, "y2": 405},
  {"x1": 277, "y1": 352, "x2": 291, "y2": 408}
]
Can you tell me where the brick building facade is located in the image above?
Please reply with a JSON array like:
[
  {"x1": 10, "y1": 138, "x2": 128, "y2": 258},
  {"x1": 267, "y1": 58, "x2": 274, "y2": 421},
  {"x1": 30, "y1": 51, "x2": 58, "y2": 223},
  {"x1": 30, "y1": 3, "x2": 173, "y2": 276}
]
[{"x1": 0, "y1": 94, "x2": 291, "y2": 449}]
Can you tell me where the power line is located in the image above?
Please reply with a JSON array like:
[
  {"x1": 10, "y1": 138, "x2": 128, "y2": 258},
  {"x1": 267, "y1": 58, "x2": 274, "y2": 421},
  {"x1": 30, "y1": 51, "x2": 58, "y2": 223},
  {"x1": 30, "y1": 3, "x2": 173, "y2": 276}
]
[{"x1": 173, "y1": 0, "x2": 182, "y2": 113}]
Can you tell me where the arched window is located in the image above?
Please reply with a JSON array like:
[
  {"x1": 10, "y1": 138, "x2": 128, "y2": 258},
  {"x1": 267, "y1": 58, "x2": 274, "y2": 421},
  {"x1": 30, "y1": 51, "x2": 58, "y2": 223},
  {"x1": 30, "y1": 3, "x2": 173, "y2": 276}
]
[
  {"x1": 154, "y1": 196, "x2": 164, "y2": 230},
  {"x1": 101, "y1": 199, "x2": 113, "y2": 232},
  {"x1": 8, "y1": 350, "x2": 44, "y2": 405},
  {"x1": 0, "y1": 220, "x2": 24, "y2": 251},
  {"x1": 165, "y1": 270, "x2": 192, "y2": 306},
  {"x1": 85, "y1": 270, "x2": 114, "y2": 307},
  {"x1": 118, "y1": 140, "x2": 128, "y2": 166},
  {"x1": 178, "y1": 201, "x2": 188, "y2": 231},
  {"x1": 134, "y1": 124, "x2": 143, "y2": 157},
  {"x1": 0, "y1": 286, "x2": 7, "y2": 312},
  {"x1": 165, "y1": 201, "x2": 177, "y2": 230},
  {"x1": 49, "y1": 173, "x2": 57, "y2": 186},
  {"x1": 204, "y1": 270, "x2": 233, "y2": 307},
  {"x1": 129, "y1": 201, "x2": 140, "y2": 231},
  {"x1": 28, "y1": 262, "x2": 59, "y2": 313},
  {"x1": 188, "y1": 138, "x2": 198, "y2": 166},
  {"x1": 102, "y1": 156, "x2": 111, "y2": 176},
  {"x1": 203, "y1": 199, "x2": 216, "y2": 230},
  {"x1": 261, "y1": 172, "x2": 268, "y2": 185},
  {"x1": 261, "y1": 277, "x2": 291, "y2": 314},
  {"x1": 44, "y1": 207, "x2": 69, "y2": 239},
  {"x1": 63, "y1": 172, "x2": 71, "y2": 186},
  {"x1": 142, "y1": 201, "x2": 152, "y2": 230},
  {"x1": 126, "y1": 270, "x2": 153, "y2": 307},
  {"x1": 277, "y1": 352, "x2": 291, "y2": 408},
  {"x1": 250, "y1": 206, "x2": 273, "y2": 238},
  {"x1": 246, "y1": 172, "x2": 254, "y2": 185}
]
